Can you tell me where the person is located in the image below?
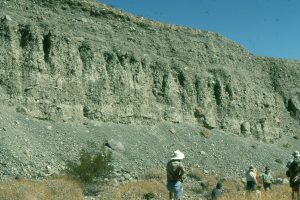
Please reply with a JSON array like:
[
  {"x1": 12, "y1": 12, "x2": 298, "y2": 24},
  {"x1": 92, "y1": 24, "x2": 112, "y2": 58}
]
[
  {"x1": 211, "y1": 181, "x2": 223, "y2": 200},
  {"x1": 246, "y1": 165, "x2": 257, "y2": 191},
  {"x1": 287, "y1": 151, "x2": 300, "y2": 200},
  {"x1": 166, "y1": 150, "x2": 185, "y2": 200},
  {"x1": 261, "y1": 166, "x2": 273, "y2": 191}
]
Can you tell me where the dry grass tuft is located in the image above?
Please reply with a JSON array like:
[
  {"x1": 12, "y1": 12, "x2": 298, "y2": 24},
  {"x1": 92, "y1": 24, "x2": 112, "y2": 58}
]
[
  {"x1": 143, "y1": 168, "x2": 165, "y2": 181},
  {"x1": 221, "y1": 184, "x2": 291, "y2": 200},
  {"x1": 100, "y1": 177, "x2": 293, "y2": 200},
  {"x1": 0, "y1": 176, "x2": 84, "y2": 200},
  {"x1": 188, "y1": 167, "x2": 216, "y2": 183},
  {"x1": 222, "y1": 178, "x2": 245, "y2": 192},
  {"x1": 0, "y1": 171, "x2": 294, "y2": 200},
  {"x1": 100, "y1": 169, "x2": 168, "y2": 199},
  {"x1": 101, "y1": 180, "x2": 169, "y2": 199}
]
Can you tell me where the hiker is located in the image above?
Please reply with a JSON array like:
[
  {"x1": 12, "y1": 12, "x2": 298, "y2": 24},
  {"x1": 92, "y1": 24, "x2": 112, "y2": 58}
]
[
  {"x1": 287, "y1": 151, "x2": 300, "y2": 200},
  {"x1": 261, "y1": 166, "x2": 273, "y2": 191},
  {"x1": 246, "y1": 165, "x2": 257, "y2": 191},
  {"x1": 166, "y1": 150, "x2": 185, "y2": 200},
  {"x1": 211, "y1": 181, "x2": 223, "y2": 200}
]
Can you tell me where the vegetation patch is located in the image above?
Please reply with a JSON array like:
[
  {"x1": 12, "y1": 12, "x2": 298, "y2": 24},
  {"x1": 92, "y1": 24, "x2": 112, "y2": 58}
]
[
  {"x1": 143, "y1": 169, "x2": 165, "y2": 181},
  {"x1": 283, "y1": 143, "x2": 292, "y2": 148},
  {"x1": 66, "y1": 142, "x2": 113, "y2": 183},
  {"x1": 0, "y1": 177, "x2": 84, "y2": 200},
  {"x1": 200, "y1": 128, "x2": 210, "y2": 139}
]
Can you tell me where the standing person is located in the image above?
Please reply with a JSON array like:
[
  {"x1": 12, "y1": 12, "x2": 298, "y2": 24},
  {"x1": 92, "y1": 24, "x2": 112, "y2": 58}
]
[
  {"x1": 246, "y1": 165, "x2": 257, "y2": 191},
  {"x1": 211, "y1": 181, "x2": 223, "y2": 200},
  {"x1": 166, "y1": 150, "x2": 185, "y2": 200},
  {"x1": 261, "y1": 166, "x2": 273, "y2": 191},
  {"x1": 287, "y1": 151, "x2": 300, "y2": 200}
]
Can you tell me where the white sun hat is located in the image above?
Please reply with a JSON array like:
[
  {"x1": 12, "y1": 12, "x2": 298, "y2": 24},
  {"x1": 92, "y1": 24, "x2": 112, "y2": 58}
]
[{"x1": 171, "y1": 150, "x2": 185, "y2": 160}]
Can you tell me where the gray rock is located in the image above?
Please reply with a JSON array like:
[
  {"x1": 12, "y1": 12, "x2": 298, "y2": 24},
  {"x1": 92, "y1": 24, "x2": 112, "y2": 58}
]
[
  {"x1": 2, "y1": 15, "x2": 12, "y2": 21},
  {"x1": 0, "y1": 0, "x2": 299, "y2": 194},
  {"x1": 107, "y1": 139, "x2": 125, "y2": 152},
  {"x1": 0, "y1": 0, "x2": 299, "y2": 140},
  {"x1": 241, "y1": 121, "x2": 251, "y2": 136},
  {"x1": 274, "y1": 178, "x2": 284, "y2": 184},
  {"x1": 283, "y1": 178, "x2": 289, "y2": 185}
]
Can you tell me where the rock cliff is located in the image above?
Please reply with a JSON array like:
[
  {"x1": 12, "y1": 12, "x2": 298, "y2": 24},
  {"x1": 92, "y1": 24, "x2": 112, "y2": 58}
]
[{"x1": 1, "y1": 0, "x2": 300, "y2": 141}]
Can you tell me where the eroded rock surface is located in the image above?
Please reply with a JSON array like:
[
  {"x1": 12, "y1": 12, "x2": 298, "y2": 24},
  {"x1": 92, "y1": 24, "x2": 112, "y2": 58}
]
[{"x1": 0, "y1": 0, "x2": 300, "y2": 143}]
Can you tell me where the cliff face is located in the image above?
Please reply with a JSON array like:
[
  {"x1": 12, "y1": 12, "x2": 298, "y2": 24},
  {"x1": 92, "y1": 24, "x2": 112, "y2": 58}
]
[{"x1": 1, "y1": 0, "x2": 300, "y2": 141}]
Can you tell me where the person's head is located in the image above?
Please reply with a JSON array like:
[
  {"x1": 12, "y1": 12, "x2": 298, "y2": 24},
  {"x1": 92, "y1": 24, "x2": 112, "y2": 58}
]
[
  {"x1": 294, "y1": 155, "x2": 300, "y2": 164},
  {"x1": 292, "y1": 151, "x2": 300, "y2": 164},
  {"x1": 265, "y1": 166, "x2": 270, "y2": 172},
  {"x1": 170, "y1": 150, "x2": 185, "y2": 161},
  {"x1": 216, "y1": 182, "x2": 223, "y2": 189},
  {"x1": 249, "y1": 165, "x2": 254, "y2": 171}
]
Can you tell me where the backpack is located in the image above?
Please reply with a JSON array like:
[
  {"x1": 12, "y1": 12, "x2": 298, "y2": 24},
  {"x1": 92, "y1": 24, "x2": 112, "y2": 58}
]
[
  {"x1": 286, "y1": 159, "x2": 293, "y2": 168},
  {"x1": 262, "y1": 173, "x2": 272, "y2": 183}
]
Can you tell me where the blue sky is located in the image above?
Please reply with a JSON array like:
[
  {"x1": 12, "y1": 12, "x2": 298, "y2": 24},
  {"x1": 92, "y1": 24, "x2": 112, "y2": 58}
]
[{"x1": 97, "y1": 0, "x2": 300, "y2": 61}]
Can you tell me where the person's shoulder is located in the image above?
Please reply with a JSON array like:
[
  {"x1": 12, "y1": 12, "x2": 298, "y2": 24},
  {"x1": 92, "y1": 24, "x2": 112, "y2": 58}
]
[
  {"x1": 290, "y1": 161, "x2": 297, "y2": 167},
  {"x1": 212, "y1": 188, "x2": 222, "y2": 196},
  {"x1": 166, "y1": 160, "x2": 173, "y2": 167},
  {"x1": 211, "y1": 188, "x2": 217, "y2": 194}
]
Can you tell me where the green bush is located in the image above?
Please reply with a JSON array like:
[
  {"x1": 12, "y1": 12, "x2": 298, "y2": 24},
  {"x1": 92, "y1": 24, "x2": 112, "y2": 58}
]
[{"x1": 66, "y1": 142, "x2": 113, "y2": 183}]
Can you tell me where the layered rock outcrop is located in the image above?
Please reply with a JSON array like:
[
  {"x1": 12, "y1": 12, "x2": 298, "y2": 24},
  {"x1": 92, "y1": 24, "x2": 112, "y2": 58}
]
[{"x1": 1, "y1": 0, "x2": 300, "y2": 141}]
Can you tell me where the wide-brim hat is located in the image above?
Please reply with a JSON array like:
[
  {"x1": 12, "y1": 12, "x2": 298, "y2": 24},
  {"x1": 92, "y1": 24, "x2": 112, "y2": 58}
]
[{"x1": 171, "y1": 150, "x2": 185, "y2": 160}]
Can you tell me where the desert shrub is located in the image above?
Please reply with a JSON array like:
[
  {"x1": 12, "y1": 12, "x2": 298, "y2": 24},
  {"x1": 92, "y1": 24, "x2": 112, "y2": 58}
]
[
  {"x1": 66, "y1": 142, "x2": 113, "y2": 183},
  {"x1": 143, "y1": 192, "x2": 155, "y2": 199},
  {"x1": 200, "y1": 128, "x2": 210, "y2": 138},
  {"x1": 187, "y1": 167, "x2": 214, "y2": 182},
  {"x1": 189, "y1": 183, "x2": 204, "y2": 194},
  {"x1": 283, "y1": 143, "x2": 292, "y2": 148},
  {"x1": 194, "y1": 107, "x2": 205, "y2": 118},
  {"x1": 187, "y1": 168, "x2": 204, "y2": 181},
  {"x1": 143, "y1": 169, "x2": 165, "y2": 181},
  {"x1": 221, "y1": 184, "x2": 291, "y2": 200}
]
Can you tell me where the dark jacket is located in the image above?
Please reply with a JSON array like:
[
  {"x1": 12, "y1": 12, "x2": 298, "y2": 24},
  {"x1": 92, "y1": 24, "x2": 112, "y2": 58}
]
[
  {"x1": 166, "y1": 160, "x2": 185, "y2": 182},
  {"x1": 288, "y1": 161, "x2": 300, "y2": 187},
  {"x1": 211, "y1": 188, "x2": 222, "y2": 199}
]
